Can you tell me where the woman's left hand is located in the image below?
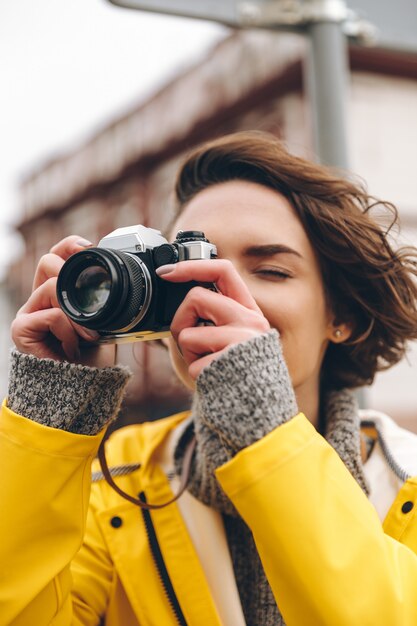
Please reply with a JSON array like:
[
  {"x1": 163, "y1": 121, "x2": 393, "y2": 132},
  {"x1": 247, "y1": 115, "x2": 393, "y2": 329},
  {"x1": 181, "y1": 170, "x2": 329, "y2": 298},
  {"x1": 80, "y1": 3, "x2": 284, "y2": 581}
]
[{"x1": 157, "y1": 259, "x2": 271, "y2": 379}]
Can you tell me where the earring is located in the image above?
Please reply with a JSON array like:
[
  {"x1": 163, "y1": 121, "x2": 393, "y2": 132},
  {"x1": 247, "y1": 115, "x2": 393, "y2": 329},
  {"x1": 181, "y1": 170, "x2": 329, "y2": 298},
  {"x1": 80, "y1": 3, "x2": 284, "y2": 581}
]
[{"x1": 334, "y1": 328, "x2": 343, "y2": 339}]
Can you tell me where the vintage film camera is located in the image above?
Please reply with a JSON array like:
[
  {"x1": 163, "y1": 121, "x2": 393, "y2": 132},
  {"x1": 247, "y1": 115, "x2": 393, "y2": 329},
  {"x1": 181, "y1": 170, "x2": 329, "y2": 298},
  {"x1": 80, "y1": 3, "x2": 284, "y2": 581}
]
[{"x1": 56, "y1": 225, "x2": 217, "y2": 343}]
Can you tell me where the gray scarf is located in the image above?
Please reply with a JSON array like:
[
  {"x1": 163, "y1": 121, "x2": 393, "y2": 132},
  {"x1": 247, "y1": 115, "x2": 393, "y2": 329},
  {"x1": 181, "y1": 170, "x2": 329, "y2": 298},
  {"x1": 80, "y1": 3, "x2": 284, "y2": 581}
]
[{"x1": 175, "y1": 388, "x2": 368, "y2": 626}]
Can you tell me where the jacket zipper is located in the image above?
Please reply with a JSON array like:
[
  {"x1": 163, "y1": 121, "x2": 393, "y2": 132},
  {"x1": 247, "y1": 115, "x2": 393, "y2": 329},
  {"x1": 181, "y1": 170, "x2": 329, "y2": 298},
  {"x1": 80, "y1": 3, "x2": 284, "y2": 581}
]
[
  {"x1": 139, "y1": 491, "x2": 188, "y2": 626},
  {"x1": 361, "y1": 420, "x2": 411, "y2": 482}
]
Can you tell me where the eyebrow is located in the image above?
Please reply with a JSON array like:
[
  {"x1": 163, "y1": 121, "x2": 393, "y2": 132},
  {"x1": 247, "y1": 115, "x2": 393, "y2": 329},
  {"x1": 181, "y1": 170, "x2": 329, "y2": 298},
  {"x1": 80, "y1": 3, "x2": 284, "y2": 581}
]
[{"x1": 243, "y1": 244, "x2": 303, "y2": 259}]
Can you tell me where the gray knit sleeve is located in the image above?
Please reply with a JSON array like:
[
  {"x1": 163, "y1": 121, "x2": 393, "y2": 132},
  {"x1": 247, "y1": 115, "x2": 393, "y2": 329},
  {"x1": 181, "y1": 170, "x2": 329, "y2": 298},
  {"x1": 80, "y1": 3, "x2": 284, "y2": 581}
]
[
  {"x1": 7, "y1": 350, "x2": 131, "y2": 435},
  {"x1": 195, "y1": 329, "x2": 298, "y2": 453},
  {"x1": 173, "y1": 330, "x2": 298, "y2": 514}
]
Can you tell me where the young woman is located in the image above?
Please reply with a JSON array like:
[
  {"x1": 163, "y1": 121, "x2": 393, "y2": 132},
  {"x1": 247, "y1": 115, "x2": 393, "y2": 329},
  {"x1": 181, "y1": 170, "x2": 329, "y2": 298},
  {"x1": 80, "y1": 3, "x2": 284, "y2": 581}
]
[{"x1": 2, "y1": 131, "x2": 417, "y2": 626}]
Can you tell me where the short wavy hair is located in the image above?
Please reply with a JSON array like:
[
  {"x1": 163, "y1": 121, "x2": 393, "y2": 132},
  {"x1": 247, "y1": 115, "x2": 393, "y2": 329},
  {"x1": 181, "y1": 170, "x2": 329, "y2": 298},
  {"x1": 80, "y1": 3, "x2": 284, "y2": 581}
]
[{"x1": 173, "y1": 131, "x2": 417, "y2": 390}]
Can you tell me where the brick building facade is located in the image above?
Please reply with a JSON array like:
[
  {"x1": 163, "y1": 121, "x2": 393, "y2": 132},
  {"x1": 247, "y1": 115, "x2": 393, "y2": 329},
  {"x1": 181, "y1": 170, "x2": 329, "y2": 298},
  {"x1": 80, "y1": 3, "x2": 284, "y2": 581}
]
[{"x1": 5, "y1": 31, "x2": 417, "y2": 426}]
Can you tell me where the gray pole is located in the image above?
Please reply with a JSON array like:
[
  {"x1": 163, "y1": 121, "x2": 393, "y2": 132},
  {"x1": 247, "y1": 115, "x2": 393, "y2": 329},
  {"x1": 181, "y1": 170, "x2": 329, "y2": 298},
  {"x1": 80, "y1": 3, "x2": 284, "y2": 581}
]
[
  {"x1": 304, "y1": 12, "x2": 350, "y2": 168},
  {"x1": 303, "y1": 5, "x2": 368, "y2": 405}
]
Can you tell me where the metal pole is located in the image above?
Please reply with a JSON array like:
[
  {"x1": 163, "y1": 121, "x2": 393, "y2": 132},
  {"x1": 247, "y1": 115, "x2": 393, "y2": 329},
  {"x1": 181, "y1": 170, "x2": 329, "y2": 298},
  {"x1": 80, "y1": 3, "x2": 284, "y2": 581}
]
[
  {"x1": 304, "y1": 13, "x2": 350, "y2": 168},
  {"x1": 303, "y1": 5, "x2": 367, "y2": 405}
]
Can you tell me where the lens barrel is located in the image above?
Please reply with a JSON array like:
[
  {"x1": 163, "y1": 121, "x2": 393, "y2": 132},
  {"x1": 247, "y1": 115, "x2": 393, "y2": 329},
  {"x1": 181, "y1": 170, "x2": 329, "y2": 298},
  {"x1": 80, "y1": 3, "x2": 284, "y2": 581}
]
[{"x1": 56, "y1": 248, "x2": 152, "y2": 332}]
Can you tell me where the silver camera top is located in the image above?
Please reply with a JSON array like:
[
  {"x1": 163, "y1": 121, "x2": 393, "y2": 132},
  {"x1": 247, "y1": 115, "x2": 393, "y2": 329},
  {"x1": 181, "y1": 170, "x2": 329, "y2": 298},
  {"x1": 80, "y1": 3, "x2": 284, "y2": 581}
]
[
  {"x1": 175, "y1": 231, "x2": 217, "y2": 261},
  {"x1": 97, "y1": 225, "x2": 217, "y2": 260},
  {"x1": 98, "y1": 225, "x2": 167, "y2": 253}
]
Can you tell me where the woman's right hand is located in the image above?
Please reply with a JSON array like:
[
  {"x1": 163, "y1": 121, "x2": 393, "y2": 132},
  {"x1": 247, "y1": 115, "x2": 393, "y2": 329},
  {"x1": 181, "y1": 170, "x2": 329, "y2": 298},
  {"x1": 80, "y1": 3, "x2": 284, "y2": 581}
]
[{"x1": 11, "y1": 236, "x2": 116, "y2": 368}]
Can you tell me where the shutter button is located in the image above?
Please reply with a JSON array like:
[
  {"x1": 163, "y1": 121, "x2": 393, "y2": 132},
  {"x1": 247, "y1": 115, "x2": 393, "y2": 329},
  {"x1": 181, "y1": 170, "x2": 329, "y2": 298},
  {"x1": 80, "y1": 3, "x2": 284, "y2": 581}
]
[
  {"x1": 110, "y1": 516, "x2": 123, "y2": 528},
  {"x1": 401, "y1": 501, "x2": 414, "y2": 514}
]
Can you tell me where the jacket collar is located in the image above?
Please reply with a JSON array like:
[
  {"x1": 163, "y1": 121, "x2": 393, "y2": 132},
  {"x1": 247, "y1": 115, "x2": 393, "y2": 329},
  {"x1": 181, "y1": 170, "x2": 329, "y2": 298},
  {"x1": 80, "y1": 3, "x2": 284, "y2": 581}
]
[{"x1": 360, "y1": 409, "x2": 417, "y2": 479}]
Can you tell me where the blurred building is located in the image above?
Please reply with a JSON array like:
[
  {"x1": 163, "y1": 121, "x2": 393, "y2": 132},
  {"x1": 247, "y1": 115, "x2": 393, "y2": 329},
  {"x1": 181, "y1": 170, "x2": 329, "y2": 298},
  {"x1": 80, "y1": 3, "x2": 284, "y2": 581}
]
[
  {"x1": 0, "y1": 280, "x2": 15, "y2": 400},
  {"x1": 5, "y1": 31, "x2": 417, "y2": 426}
]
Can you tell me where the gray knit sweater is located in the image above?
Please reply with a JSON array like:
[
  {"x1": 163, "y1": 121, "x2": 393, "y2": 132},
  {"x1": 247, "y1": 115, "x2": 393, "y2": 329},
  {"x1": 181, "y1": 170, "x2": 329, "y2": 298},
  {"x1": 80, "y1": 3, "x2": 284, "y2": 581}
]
[{"x1": 7, "y1": 330, "x2": 294, "y2": 441}]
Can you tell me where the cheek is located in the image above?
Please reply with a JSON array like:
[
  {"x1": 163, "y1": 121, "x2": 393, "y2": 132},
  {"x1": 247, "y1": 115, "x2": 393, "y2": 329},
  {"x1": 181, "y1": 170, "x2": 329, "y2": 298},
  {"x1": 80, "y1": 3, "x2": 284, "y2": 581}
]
[
  {"x1": 252, "y1": 287, "x2": 298, "y2": 335},
  {"x1": 258, "y1": 289, "x2": 330, "y2": 385},
  {"x1": 259, "y1": 281, "x2": 328, "y2": 335}
]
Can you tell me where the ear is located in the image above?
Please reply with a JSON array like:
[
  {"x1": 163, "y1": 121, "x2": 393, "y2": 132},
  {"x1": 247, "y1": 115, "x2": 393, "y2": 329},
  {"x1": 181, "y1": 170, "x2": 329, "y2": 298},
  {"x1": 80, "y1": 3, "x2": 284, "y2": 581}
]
[{"x1": 326, "y1": 318, "x2": 353, "y2": 344}]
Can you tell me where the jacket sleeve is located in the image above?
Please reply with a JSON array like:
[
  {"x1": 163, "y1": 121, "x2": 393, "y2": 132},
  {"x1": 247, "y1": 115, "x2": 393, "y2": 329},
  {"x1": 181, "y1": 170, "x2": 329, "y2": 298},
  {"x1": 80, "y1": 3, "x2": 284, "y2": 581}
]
[
  {"x1": 0, "y1": 401, "x2": 109, "y2": 626},
  {"x1": 216, "y1": 413, "x2": 417, "y2": 626}
]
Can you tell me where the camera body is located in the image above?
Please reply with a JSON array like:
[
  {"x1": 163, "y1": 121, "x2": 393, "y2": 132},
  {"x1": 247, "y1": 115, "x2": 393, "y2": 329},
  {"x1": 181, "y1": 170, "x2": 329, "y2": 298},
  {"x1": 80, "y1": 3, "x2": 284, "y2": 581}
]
[{"x1": 56, "y1": 225, "x2": 217, "y2": 343}]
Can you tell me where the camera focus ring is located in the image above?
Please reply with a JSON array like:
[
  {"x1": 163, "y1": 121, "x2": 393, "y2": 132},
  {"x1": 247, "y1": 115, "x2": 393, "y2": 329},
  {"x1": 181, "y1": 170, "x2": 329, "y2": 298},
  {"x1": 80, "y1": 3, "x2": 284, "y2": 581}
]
[{"x1": 101, "y1": 252, "x2": 151, "y2": 332}]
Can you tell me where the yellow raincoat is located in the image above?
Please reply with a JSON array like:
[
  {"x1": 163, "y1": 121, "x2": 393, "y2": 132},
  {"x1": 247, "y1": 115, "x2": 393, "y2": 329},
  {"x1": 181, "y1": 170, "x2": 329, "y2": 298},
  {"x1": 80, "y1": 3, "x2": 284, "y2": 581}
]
[{"x1": 1, "y1": 400, "x2": 417, "y2": 626}]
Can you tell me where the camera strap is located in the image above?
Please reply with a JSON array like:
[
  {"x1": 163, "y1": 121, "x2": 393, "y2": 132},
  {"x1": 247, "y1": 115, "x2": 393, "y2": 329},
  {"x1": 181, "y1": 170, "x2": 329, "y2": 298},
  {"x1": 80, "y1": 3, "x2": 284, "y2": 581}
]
[{"x1": 97, "y1": 431, "x2": 197, "y2": 509}]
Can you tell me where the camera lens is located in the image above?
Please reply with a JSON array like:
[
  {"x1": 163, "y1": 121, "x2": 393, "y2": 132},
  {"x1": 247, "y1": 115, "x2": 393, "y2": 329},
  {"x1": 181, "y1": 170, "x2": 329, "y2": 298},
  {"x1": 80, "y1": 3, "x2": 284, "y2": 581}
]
[
  {"x1": 57, "y1": 248, "x2": 152, "y2": 332},
  {"x1": 73, "y1": 266, "x2": 111, "y2": 314}
]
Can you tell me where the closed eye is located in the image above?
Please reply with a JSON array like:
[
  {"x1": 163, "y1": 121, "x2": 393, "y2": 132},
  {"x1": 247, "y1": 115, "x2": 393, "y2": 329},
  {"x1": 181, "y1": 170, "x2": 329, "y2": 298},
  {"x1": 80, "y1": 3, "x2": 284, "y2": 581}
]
[{"x1": 256, "y1": 268, "x2": 292, "y2": 281}]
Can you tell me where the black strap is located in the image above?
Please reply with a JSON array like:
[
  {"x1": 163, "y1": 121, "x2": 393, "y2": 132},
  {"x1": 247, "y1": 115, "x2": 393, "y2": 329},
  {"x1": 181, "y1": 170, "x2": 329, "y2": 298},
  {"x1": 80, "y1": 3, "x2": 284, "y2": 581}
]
[{"x1": 97, "y1": 431, "x2": 196, "y2": 509}]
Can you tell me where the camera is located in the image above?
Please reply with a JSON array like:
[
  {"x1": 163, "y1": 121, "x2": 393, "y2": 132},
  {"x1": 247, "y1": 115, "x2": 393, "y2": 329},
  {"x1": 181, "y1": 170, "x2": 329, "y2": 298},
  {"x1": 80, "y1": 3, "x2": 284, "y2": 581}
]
[{"x1": 56, "y1": 225, "x2": 217, "y2": 343}]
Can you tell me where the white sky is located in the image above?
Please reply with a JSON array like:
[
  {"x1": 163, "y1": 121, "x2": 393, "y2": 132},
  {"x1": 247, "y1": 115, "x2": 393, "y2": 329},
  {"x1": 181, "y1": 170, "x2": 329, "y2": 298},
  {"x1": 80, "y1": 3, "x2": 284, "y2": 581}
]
[{"x1": 0, "y1": 0, "x2": 226, "y2": 279}]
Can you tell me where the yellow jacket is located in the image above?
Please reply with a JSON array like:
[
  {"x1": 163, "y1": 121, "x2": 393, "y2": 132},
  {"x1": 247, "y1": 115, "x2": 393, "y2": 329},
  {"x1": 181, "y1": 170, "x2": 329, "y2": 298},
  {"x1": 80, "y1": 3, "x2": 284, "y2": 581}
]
[{"x1": 2, "y1": 400, "x2": 417, "y2": 626}]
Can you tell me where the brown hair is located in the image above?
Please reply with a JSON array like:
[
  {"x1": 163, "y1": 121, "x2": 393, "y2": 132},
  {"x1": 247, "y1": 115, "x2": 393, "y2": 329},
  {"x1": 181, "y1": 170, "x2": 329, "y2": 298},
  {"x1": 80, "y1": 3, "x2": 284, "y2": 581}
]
[{"x1": 174, "y1": 131, "x2": 417, "y2": 390}]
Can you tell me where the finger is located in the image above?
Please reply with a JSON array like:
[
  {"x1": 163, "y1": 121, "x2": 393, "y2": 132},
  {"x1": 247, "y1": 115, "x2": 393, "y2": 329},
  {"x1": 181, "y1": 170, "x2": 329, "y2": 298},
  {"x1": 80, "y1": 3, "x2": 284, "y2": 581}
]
[
  {"x1": 188, "y1": 349, "x2": 230, "y2": 380},
  {"x1": 49, "y1": 235, "x2": 93, "y2": 257},
  {"x1": 32, "y1": 236, "x2": 94, "y2": 292},
  {"x1": 46, "y1": 311, "x2": 81, "y2": 361},
  {"x1": 19, "y1": 278, "x2": 100, "y2": 344},
  {"x1": 178, "y1": 324, "x2": 262, "y2": 366},
  {"x1": 157, "y1": 259, "x2": 260, "y2": 311},
  {"x1": 170, "y1": 286, "x2": 269, "y2": 342},
  {"x1": 19, "y1": 277, "x2": 60, "y2": 314},
  {"x1": 32, "y1": 253, "x2": 66, "y2": 291},
  {"x1": 70, "y1": 321, "x2": 101, "y2": 342},
  {"x1": 12, "y1": 309, "x2": 80, "y2": 361}
]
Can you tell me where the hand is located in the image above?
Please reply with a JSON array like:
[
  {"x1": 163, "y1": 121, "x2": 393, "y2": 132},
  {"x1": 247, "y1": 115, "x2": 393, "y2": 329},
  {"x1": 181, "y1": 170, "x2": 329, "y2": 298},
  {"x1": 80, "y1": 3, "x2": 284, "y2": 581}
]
[
  {"x1": 157, "y1": 259, "x2": 271, "y2": 379},
  {"x1": 11, "y1": 236, "x2": 116, "y2": 368}
]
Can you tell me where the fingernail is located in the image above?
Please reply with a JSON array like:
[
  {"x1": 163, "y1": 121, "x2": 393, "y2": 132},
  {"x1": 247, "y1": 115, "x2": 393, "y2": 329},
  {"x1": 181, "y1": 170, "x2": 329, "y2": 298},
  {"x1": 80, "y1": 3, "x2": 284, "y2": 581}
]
[
  {"x1": 156, "y1": 264, "x2": 176, "y2": 276},
  {"x1": 76, "y1": 238, "x2": 93, "y2": 247}
]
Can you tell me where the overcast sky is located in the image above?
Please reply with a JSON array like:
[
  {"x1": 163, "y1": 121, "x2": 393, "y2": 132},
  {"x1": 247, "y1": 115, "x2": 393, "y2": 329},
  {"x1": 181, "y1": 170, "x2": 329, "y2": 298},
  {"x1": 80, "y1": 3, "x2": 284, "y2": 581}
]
[{"x1": 0, "y1": 0, "x2": 226, "y2": 280}]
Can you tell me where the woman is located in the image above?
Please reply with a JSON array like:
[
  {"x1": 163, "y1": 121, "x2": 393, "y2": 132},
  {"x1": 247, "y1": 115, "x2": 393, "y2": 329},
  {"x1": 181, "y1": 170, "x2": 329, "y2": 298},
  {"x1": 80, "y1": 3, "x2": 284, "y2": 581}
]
[{"x1": 2, "y1": 131, "x2": 417, "y2": 626}]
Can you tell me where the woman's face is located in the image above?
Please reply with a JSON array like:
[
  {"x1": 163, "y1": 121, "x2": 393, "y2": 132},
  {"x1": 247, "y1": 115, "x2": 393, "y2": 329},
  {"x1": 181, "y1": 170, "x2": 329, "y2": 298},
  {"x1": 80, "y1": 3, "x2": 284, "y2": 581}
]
[{"x1": 167, "y1": 180, "x2": 346, "y2": 404}]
